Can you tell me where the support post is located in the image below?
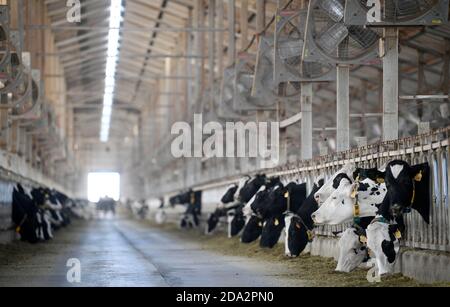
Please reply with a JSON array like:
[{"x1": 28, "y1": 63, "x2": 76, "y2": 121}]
[
  {"x1": 227, "y1": 0, "x2": 236, "y2": 175},
  {"x1": 256, "y1": 0, "x2": 266, "y2": 123},
  {"x1": 336, "y1": 65, "x2": 350, "y2": 152},
  {"x1": 301, "y1": 82, "x2": 313, "y2": 160},
  {"x1": 208, "y1": 0, "x2": 216, "y2": 108},
  {"x1": 382, "y1": 28, "x2": 399, "y2": 141},
  {"x1": 227, "y1": 0, "x2": 236, "y2": 67},
  {"x1": 194, "y1": 0, "x2": 205, "y2": 112},
  {"x1": 216, "y1": 0, "x2": 224, "y2": 80}
]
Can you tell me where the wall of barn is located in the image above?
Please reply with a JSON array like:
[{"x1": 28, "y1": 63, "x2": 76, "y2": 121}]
[{"x1": 0, "y1": 0, "x2": 74, "y2": 189}]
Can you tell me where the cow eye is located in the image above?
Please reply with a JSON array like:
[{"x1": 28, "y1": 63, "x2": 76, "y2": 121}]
[
  {"x1": 353, "y1": 248, "x2": 358, "y2": 255},
  {"x1": 360, "y1": 246, "x2": 366, "y2": 251},
  {"x1": 332, "y1": 197, "x2": 337, "y2": 200}
]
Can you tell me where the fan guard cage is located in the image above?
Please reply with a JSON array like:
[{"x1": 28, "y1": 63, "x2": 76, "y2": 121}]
[{"x1": 309, "y1": 0, "x2": 381, "y2": 63}]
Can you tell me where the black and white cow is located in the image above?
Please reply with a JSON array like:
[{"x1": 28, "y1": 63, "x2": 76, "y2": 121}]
[
  {"x1": 11, "y1": 184, "x2": 40, "y2": 244},
  {"x1": 259, "y1": 181, "x2": 307, "y2": 249},
  {"x1": 309, "y1": 167, "x2": 387, "y2": 271},
  {"x1": 240, "y1": 177, "x2": 281, "y2": 244},
  {"x1": 205, "y1": 183, "x2": 240, "y2": 234},
  {"x1": 179, "y1": 190, "x2": 202, "y2": 229},
  {"x1": 367, "y1": 160, "x2": 430, "y2": 275},
  {"x1": 284, "y1": 178, "x2": 324, "y2": 257},
  {"x1": 227, "y1": 174, "x2": 267, "y2": 238},
  {"x1": 312, "y1": 168, "x2": 386, "y2": 225},
  {"x1": 314, "y1": 164, "x2": 356, "y2": 206}
]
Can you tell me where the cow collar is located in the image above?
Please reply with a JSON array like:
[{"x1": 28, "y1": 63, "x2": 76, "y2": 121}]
[
  {"x1": 351, "y1": 176, "x2": 361, "y2": 224},
  {"x1": 15, "y1": 214, "x2": 28, "y2": 234},
  {"x1": 406, "y1": 170, "x2": 422, "y2": 212},
  {"x1": 284, "y1": 190, "x2": 291, "y2": 212}
]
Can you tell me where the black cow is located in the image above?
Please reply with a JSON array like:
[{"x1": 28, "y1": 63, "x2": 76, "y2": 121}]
[
  {"x1": 285, "y1": 178, "x2": 324, "y2": 257},
  {"x1": 180, "y1": 190, "x2": 202, "y2": 229},
  {"x1": 379, "y1": 160, "x2": 430, "y2": 223},
  {"x1": 240, "y1": 177, "x2": 282, "y2": 244},
  {"x1": 367, "y1": 160, "x2": 430, "y2": 275},
  {"x1": 206, "y1": 184, "x2": 240, "y2": 234},
  {"x1": 227, "y1": 174, "x2": 267, "y2": 237},
  {"x1": 12, "y1": 184, "x2": 40, "y2": 244},
  {"x1": 259, "y1": 182, "x2": 308, "y2": 249}
]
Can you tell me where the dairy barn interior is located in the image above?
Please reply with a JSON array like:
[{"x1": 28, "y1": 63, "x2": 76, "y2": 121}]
[{"x1": 0, "y1": 0, "x2": 449, "y2": 289}]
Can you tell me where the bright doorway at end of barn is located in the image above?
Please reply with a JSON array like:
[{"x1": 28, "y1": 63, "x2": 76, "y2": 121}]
[{"x1": 87, "y1": 172, "x2": 121, "y2": 203}]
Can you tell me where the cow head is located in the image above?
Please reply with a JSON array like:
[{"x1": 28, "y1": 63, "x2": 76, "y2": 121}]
[
  {"x1": 284, "y1": 180, "x2": 323, "y2": 257},
  {"x1": 221, "y1": 184, "x2": 239, "y2": 204},
  {"x1": 260, "y1": 214, "x2": 285, "y2": 248},
  {"x1": 366, "y1": 220, "x2": 401, "y2": 275},
  {"x1": 228, "y1": 208, "x2": 245, "y2": 237},
  {"x1": 284, "y1": 213, "x2": 311, "y2": 257},
  {"x1": 311, "y1": 175, "x2": 354, "y2": 225},
  {"x1": 382, "y1": 161, "x2": 430, "y2": 223},
  {"x1": 241, "y1": 215, "x2": 263, "y2": 243},
  {"x1": 206, "y1": 210, "x2": 221, "y2": 234},
  {"x1": 312, "y1": 175, "x2": 385, "y2": 225},
  {"x1": 238, "y1": 174, "x2": 266, "y2": 203},
  {"x1": 314, "y1": 163, "x2": 355, "y2": 205},
  {"x1": 335, "y1": 227, "x2": 368, "y2": 272}
]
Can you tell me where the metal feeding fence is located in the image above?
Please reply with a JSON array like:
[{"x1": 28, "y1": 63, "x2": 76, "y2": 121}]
[
  {"x1": 190, "y1": 127, "x2": 449, "y2": 252},
  {"x1": 267, "y1": 127, "x2": 449, "y2": 252}
]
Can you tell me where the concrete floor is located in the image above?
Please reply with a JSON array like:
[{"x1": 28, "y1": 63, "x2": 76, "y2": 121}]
[{"x1": 0, "y1": 219, "x2": 301, "y2": 287}]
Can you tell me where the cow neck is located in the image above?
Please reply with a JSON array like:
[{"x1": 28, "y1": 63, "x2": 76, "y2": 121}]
[
  {"x1": 285, "y1": 188, "x2": 291, "y2": 213},
  {"x1": 351, "y1": 176, "x2": 361, "y2": 224}
]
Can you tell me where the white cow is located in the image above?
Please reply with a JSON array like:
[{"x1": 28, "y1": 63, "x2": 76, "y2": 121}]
[
  {"x1": 314, "y1": 163, "x2": 356, "y2": 206},
  {"x1": 312, "y1": 177, "x2": 385, "y2": 225},
  {"x1": 366, "y1": 219, "x2": 401, "y2": 275},
  {"x1": 311, "y1": 173, "x2": 387, "y2": 273}
]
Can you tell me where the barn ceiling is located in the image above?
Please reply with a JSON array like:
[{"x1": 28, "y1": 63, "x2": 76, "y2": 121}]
[{"x1": 40, "y1": 0, "x2": 450, "y2": 171}]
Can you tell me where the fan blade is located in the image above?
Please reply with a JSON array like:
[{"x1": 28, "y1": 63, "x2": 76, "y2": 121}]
[
  {"x1": 278, "y1": 38, "x2": 304, "y2": 60},
  {"x1": 316, "y1": 23, "x2": 349, "y2": 55},
  {"x1": 317, "y1": 0, "x2": 345, "y2": 22},
  {"x1": 396, "y1": 0, "x2": 421, "y2": 18},
  {"x1": 347, "y1": 26, "x2": 379, "y2": 49}
]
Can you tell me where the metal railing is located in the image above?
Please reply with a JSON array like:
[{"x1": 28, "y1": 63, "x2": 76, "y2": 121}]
[
  {"x1": 185, "y1": 127, "x2": 449, "y2": 252},
  {"x1": 270, "y1": 127, "x2": 450, "y2": 252}
]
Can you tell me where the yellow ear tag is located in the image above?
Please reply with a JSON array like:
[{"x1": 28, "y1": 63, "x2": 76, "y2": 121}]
[
  {"x1": 274, "y1": 219, "x2": 279, "y2": 226},
  {"x1": 307, "y1": 230, "x2": 314, "y2": 241},
  {"x1": 359, "y1": 235, "x2": 367, "y2": 244},
  {"x1": 258, "y1": 222, "x2": 263, "y2": 227},
  {"x1": 394, "y1": 230, "x2": 402, "y2": 239},
  {"x1": 295, "y1": 223, "x2": 301, "y2": 229},
  {"x1": 414, "y1": 171, "x2": 423, "y2": 182},
  {"x1": 376, "y1": 178, "x2": 385, "y2": 184},
  {"x1": 15, "y1": 226, "x2": 21, "y2": 233},
  {"x1": 351, "y1": 189, "x2": 357, "y2": 199},
  {"x1": 284, "y1": 192, "x2": 289, "y2": 198}
]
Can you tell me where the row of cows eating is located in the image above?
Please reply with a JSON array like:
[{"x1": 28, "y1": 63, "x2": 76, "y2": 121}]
[
  {"x1": 11, "y1": 183, "x2": 94, "y2": 243},
  {"x1": 169, "y1": 160, "x2": 430, "y2": 276}
]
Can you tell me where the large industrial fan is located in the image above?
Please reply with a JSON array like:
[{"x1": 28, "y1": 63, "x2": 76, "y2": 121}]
[
  {"x1": 344, "y1": 0, "x2": 449, "y2": 26},
  {"x1": 303, "y1": 0, "x2": 381, "y2": 65},
  {"x1": 252, "y1": 35, "x2": 315, "y2": 103},
  {"x1": 218, "y1": 65, "x2": 255, "y2": 119},
  {"x1": 232, "y1": 53, "x2": 278, "y2": 111},
  {"x1": 273, "y1": 9, "x2": 336, "y2": 85},
  {"x1": 0, "y1": 5, "x2": 12, "y2": 75}
]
